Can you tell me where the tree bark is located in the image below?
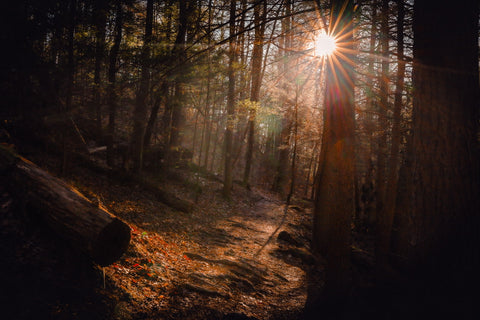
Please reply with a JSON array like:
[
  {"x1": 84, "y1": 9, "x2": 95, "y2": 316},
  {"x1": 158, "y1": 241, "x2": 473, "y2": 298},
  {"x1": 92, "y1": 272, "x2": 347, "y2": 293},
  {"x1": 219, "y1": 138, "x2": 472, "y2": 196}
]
[
  {"x1": 106, "y1": 0, "x2": 123, "y2": 167},
  {"x1": 374, "y1": 0, "x2": 389, "y2": 251},
  {"x1": 272, "y1": 0, "x2": 292, "y2": 196},
  {"x1": 312, "y1": 0, "x2": 355, "y2": 300},
  {"x1": 93, "y1": 0, "x2": 108, "y2": 139},
  {"x1": 410, "y1": 0, "x2": 480, "y2": 276},
  {"x1": 131, "y1": 0, "x2": 154, "y2": 172},
  {"x1": 167, "y1": 0, "x2": 193, "y2": 155},
  {"x1": 243, "y1": 1, "x2": 266, "y2": 187},
  {"x1": 0, "y1": 146, "x2": 131, "y2": 267},
  {"x1": 376, "y1": 0, "x2": 405, "y2": 272},
  {"x1": 223, "y1": 0, "x2": 237, "y2": 198}
]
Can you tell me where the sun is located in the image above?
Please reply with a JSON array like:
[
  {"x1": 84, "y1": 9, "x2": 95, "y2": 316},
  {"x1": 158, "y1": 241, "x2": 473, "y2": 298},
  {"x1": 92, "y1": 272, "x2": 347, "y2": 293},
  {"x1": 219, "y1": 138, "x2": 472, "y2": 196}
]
[{"x1": 313, "y1": 32, "x2": 337, "y2": 57}]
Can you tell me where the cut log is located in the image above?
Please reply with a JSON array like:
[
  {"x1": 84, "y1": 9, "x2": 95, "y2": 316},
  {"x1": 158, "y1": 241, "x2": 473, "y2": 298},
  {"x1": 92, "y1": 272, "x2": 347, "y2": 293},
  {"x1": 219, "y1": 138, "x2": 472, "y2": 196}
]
[{"x1": 0, "y1": 145, "x2": 131, "y2": 266}]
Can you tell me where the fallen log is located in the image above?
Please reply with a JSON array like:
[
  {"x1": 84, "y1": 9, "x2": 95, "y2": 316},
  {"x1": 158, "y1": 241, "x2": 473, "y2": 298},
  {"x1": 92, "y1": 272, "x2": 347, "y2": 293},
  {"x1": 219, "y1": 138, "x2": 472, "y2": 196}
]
[{"x1": 0, "y1": 145, "x2": 131, "y2": 266}]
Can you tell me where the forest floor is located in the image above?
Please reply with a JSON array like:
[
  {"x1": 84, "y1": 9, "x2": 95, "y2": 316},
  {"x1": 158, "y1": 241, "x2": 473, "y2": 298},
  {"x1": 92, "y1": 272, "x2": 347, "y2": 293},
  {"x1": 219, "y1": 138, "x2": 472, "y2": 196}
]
[
  {"x1": 1, "y1": 146, "x2": 477, "y2": 320},
  {"x1": 1, "y1": 149, "x2": 315, "y2": 320}
]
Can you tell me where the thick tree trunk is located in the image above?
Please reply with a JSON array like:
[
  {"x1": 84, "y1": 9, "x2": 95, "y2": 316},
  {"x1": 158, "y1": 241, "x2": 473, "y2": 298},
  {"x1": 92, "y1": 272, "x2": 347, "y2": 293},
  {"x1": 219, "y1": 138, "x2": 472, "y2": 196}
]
[
  {"x1": 410, "y1": 0, "x2": 480, "y2": 276},
  {"x1": 0, "y1": 146, "x2": 131, "y2": 266},
  {"x1": 312, "y1": 0, "x2": 355, "y2": 300}
]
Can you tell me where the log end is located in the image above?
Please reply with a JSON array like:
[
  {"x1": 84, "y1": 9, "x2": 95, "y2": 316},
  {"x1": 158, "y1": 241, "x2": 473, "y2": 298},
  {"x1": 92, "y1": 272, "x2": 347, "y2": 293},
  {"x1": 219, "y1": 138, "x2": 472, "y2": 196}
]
[{"x1": 92, "y1": 218, "x2": 131, "y2": 266}]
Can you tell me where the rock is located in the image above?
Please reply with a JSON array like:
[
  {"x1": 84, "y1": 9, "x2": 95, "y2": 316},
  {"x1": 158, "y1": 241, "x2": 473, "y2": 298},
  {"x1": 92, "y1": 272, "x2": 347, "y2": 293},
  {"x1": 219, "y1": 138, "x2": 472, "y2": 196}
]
[{"x1": 277, "y1": 230, "x2": 301, "y2": 247}]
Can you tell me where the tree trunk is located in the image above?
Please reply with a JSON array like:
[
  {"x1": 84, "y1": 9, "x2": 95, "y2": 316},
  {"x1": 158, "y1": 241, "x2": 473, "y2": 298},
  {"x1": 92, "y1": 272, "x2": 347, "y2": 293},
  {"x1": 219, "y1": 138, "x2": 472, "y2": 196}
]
[
  {"x1": 0, "y1": 146, "x2": 131, "y2": 267},
  {"x1": 374, "y1": 0, "x2": 389, "y2": 252},
  {"x1": 93, "y1": 0, "x2": 108, "y2": 140},
  {"x1": 376, "y1": 0, "x2": 405, "y2": 272},
  {"x1": 312, "y1": 0, "x2": 355, "y2": 301},
  {"x1": 362, "y1": 0, "x2": 378, "y2": 228},
  {"x1": 144, "y1": 82, "x2": 167, "y2": 148},
  {"x1": 223, "y1": 0, "x2": 237, "y2": 198},
  {"x1": 167, "y1": 0, "x2": 192, "y2": 157},
  {"x1": 106, "y1": 0, "x2": 123, "y2": 167},
  {"x1": 410, "y1": 0, "x2": 480, "y2": 278},
  {"x1": 131, "y1": 0, "x2": 154, "y2": 172},
  {"x1": 243, "y1": 1, "x2": 266, "y2": 187},
  {"x1": 272, "y1": 0, "x2": 292, "y2": 196},
  {"x1": 62, "y1": 0, "x2": 76, "y2": 176}
]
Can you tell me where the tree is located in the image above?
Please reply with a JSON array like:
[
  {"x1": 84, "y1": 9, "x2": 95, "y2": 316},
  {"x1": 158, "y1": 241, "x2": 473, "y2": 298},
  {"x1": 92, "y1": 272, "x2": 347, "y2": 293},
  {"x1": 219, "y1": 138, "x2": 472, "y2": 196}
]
[
  {"x1": 374, "y1": 0, "x2": 389, "y2": 244},
  {"x1": 272, "y1": 0, "x2": 293, "y2": 196},
  {"x1": 223, "y1": 0, "x2": 237, "y2": 198},
  {"x1": 106, "y1": 0, "x2": 124, "y2": 167},
  {"x1": 166, "y1": 0, "x2": 194, "y2": 158},
  {"x1": 409, "y1": 0, "x2": 479, "y2": 279},
  {"x1": 92, "y1": 0, "x2": 108, "y2": 138},
  {"x1": 131, "y1": 0, "x2": 154, "y2": 172},
  {"x1": 376, "y1": 0, "x2": 405, "y2": 273},
  {"x1": 312, "y1": 0, "x2": 355, "y2": 302},
  {"x1": 243, "y1": 1, "x2": 266, "y2": 186}
]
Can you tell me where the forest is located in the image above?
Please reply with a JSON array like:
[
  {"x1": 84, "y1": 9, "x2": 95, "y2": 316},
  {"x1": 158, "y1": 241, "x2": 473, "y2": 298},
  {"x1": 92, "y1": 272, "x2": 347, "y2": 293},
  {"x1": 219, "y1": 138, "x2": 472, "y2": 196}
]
[{"x1": 0, "y1": 0, "x2": 479, "y2": 319}]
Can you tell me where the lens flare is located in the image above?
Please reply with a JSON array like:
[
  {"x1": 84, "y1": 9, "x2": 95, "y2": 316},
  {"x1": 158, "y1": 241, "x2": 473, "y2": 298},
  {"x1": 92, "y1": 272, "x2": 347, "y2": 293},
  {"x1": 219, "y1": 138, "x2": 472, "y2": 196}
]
[{"x1": 313, "y1": 32, "x2": 337, "y2": 57}]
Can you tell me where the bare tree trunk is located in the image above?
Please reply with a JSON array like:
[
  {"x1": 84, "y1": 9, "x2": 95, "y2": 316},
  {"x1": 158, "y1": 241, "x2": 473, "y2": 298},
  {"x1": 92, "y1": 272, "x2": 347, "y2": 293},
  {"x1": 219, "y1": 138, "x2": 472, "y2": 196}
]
[
  {"x1": 93, "y1": 0, "x2": 108, "y2": 140},
  {"x1": 363, "y1": 0, "x2": 378, "y2": 228},
  {"x1": 272, "y1": 0, "x2": 292, "y2": 196},
  {"x1": 312, "y1": 0, "x2": 355, "y2": 301},
  {"x1": 106, "y1": 0, "x2": 123, "y2": 167},
  {"x1": 203, "y1": 109, "x2": 212, "y2": 168},
  {"x1": 374, "y1": 0, "x2": 389, "y2": 240},
  {"x1": 144, "y1": 82, "x2": 168, "y2": 148},
  {"x1": 167, "y1": 0, "x2": 193, "y2": 157},
  {"x1": 62, "y1": 0, "x2": 76, "y2": 176},
  {"x1": 131, "y1": 0, "x2": 153, "y2": 172},
  {"x1": 243, "y1": 1, "x2": 266, "y2": 187},
  {"x1": 376, "y1": 0, "x2": 405, "y2": 272},
  {"x1": 223, "y1": 0, "x2": 237, "y2": 198},
  {"x1": 286, "y1": 97, "x2": 298, "y2": 205},
  {"x1": 410, "y1": 0, "x2": 479, "y2": 278},
  {"x1": 209, "y1": 113, "x2": 223, "y2": 173}
]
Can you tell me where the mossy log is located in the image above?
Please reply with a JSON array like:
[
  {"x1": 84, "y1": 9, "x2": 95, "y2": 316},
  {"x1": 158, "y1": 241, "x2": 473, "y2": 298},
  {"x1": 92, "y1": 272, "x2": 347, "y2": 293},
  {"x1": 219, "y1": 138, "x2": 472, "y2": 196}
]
[{"x1": 0, "y1": 145, "x2": 131, "y2": 266}]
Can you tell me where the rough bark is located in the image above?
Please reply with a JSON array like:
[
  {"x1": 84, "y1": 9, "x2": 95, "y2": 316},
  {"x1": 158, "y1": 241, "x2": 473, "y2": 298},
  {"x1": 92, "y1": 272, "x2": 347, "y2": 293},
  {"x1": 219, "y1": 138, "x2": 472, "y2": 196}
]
[
  {"x1": 312, "y1": 0, "x2": 355, "y2": 300},
  {"x1": 410, "y1": 0, "x2": 480, "y2": 276}
]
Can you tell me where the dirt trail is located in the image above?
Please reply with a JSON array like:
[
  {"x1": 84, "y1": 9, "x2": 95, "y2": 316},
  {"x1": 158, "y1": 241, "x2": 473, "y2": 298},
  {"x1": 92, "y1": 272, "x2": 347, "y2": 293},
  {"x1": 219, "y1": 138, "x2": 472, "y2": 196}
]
[
  {"x1": 1, "y1": 156, "x2": 313, "y2": 320},
  {"x1": 99, "y1": 179, "x2": 313, "y2": 320}
]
